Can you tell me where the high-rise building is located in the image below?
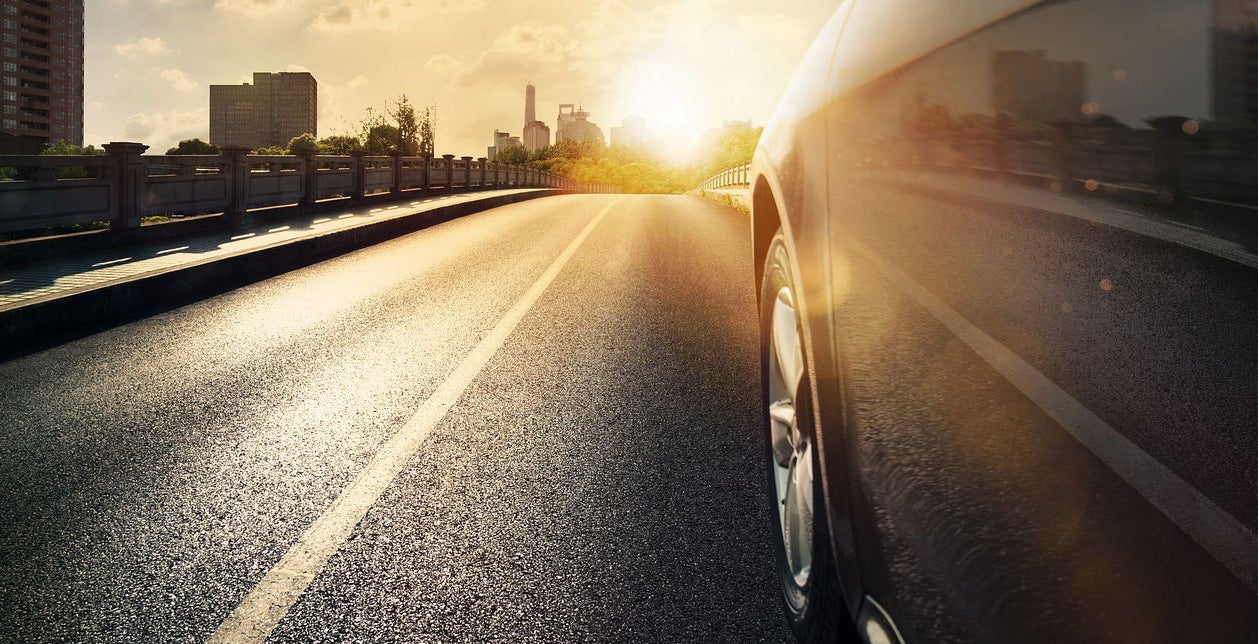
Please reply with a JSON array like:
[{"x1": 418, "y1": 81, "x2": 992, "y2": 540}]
[
  {"x1": 555, "y1": 103, "x2": 604, "y2": 146},
  {"x1": 0, "y1": 0, "x2": 84, "y2": 154},
  {"x1": 522, "y1": 83, "x2": 549, "y2": 151},
  {"x1": 525, "y1": 82, "x2": 536, "y2": 124},
  {"x1": 488, "y1": 129, "x2": 521, "y2": 160},
  {"x1": 610, "y1": 116, "x2": 650, "y2": 147},
  {"x1": 1214, "y1": 0, "x2": 1258, "y2": 122},
  {"x1": 209, "y1": 71, "x2": 317, "y2": 150},
  {"x1": 523, "y1": 120, "x2": 549, "y2": 152}
]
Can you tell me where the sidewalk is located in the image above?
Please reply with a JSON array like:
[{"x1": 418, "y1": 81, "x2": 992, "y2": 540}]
[{"x1": 1, "y1": 188, "x2": 559, "y2": 354}]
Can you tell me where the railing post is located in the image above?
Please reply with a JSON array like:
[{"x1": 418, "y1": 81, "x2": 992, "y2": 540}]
[
  {"x1": 103, "y1": 141, "x2": 149, "y2": 231},
  {"x1": 460, "y1": 156, "x2": 473, "y2": 190},
  {"x1": 1150, "y1": 116, "x2": 1190, "y2": 203},
  {"x1": 476, "y1": 157, "x2": 487, "y2": 188},
  {"x1": 422, "y1": 153, "x2": 432, "y2": 192},
  {"x1": 299, "y1": 151, "x2": 317, "y2": 210},
  {"x1": 1051, "y1": 121, "x2": 1075, "y2": 192},
  {"x1": 391, "y1": 151, "x2": 404, "y2": 196},
  {"x1": 442, "y1": 154, "x2": 455, "y2": 189},
  {"x1": 220, "y1": 145, "x2": 250, "y2": 227},
  {"x1": 351, "y1": 151, "x2": 367, "y2": 202}
]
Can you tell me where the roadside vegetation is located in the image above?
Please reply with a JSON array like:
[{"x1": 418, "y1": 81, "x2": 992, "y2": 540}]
[{"x1": 501, "y1": 123, "x2": 762, "y2": 194}]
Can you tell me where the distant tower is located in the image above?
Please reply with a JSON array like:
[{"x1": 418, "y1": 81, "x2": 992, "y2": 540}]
[
  {"x1": 525, "y1": 83, "x2": 537, "y2": 125},
  {"x1": 522, "y1": 83, "x2": 549, "y2": 152}
]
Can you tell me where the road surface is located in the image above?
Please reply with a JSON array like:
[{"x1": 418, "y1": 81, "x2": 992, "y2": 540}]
[{"x1": 0, "y1": 191, "x2": 1254, "y2": 642}]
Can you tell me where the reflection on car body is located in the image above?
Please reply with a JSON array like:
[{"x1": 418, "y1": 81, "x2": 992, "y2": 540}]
[{"x1": 753, "y1": 1, "x2": 1258, "y2": 642}]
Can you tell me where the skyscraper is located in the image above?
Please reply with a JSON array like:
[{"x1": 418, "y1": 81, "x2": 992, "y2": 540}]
[
  {"x1": 1214, "y1": 0, "x2": 1258, "y2": 122},
  {"x1": 555, "y1": 103, "x2": 604, "y2": 146},
  {"x1": 525, "y1": 82, "x2": 536, "y2": 124},
  {"x1": 0, "y1": 0, "x2": 84, "y2": 153},
  {"x1": 523, "y1": 82, "x2": 549, "y2": 152},
  {"x1": 209, "y1": 71, "x2": 317, "y2": 150}
]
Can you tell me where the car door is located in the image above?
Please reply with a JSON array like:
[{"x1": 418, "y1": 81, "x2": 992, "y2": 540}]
[{"x1": 823, "y1": 0, "x2": 1258, "y2": 641}]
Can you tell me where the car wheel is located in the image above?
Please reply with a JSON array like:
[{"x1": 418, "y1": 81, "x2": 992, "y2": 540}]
[{"x1": 761, "y1": 230, "x2": 854, "y2": 643}]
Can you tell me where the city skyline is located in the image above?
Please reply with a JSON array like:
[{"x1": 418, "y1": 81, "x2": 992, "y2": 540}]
[{"x1": 82, "y1": 0, "x2": 835, "y2": 158}]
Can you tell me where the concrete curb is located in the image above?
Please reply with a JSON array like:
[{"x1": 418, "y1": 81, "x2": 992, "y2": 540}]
[{"x1": 1, "y1": 189, "x2": 568, "y2": 358}]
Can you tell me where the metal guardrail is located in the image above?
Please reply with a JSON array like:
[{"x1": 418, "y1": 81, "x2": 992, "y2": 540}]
[
  {"x1": 698, "y1": 162, "x2": 750, "y2": 191},
  {"x1": 0, "y1": 143, "x2": 618, "y2": 235}
]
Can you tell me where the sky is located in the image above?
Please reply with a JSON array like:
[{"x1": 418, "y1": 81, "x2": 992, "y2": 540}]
[{"x1": 85, "y1": 0, "x2": 839, "y2": 161}]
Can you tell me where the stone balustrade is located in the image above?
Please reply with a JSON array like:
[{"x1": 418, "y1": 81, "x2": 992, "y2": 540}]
[
  {"x1": 0, "y1": 142, "x2": 616, "y2": 236},
  {"x1": 698, "y1": 162, "x2": 751, "y2": 191}
]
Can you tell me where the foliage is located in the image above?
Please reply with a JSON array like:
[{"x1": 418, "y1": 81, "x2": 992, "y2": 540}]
[
  {"x1": 252, "y1": 146, "x2": 287, "y2": 155},
  {"x1": 691, "y1": 124, "x2": 761, "y2": 183},
  {"x1": 317, "y1": 135, "x2": 363, "y2": 155},
  {"x1": 418, "y1": 104, "x2": 436, "y2": 157},
  {"x1": 364, "y1": 124, "x2": 400, "y2": 155},
  {"x1": 165, "y1": 138, "x2": 218, "y2": 155},
  {"x1": 286, "y1": 133, "x2": 319, "y2": 155},
  {"x1": 493, "y1": 145, "x2": 529, "y2": 164},
  {"x1": 41, "y1": 140, "x2": 103, "y2": 179},
  {"x1": 353, "y1": 97, "x2": 435, "y2": 156},
  {"x1": 528, "y1": 141, "x2": 691, "y2": 194},
  {"x1": 41, "y1": 140, "x2": 103, "y2": 156},
  {"x1": 390, "y1": 96, "x2": 419, "y2": 155}
]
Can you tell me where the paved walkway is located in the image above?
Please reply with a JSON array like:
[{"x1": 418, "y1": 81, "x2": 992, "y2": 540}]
[{"x1": 0, "y1": 189, "x2": 541, "y2": 311}]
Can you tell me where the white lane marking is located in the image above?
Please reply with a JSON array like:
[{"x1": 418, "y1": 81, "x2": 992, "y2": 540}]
[
  {"x1": 848, "y1": 238, "x2": 1258, "y2": 595},
  {"x1": 207, "y1": 196, "x2": 624, "y2": 644}
]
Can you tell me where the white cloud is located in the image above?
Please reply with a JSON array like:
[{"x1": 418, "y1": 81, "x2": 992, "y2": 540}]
[
  {"x1": 318, "y1": 75, "x2": 370, "y2": 137},
  {"x1": 310, "y1": 0, "x2": 487, "y2": 32},
  {"x1": 158, "y1": 68, "x2": 198, "y2": 92},
  {"x1": 454, "y1": 23, "x2": 578, "y2": 87},
  {"x1": 111, "y1": 36, "x2": 170, "y2": 58},
  {"x1": 214, "y1": 0, "x2": 305, "y2": 18},
  {"x1": 425, "y1": 54, "x2": 459, "y2": 74},
  {"x1": 121, "y1": 108, "x2": 208, "y2": 152}
]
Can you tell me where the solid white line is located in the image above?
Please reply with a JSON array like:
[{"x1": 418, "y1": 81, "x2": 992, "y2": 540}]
[
  {"x1": 207, "y1": 196, "x2": 623, "y2": 644},
  {"x1": 847, "y1": 238, "x2": 1258, "y2": 595}
]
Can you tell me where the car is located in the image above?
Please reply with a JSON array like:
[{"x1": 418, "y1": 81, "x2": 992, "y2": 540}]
[{"x1": 751, "y1": 0, "x2": 1258, "y2": 642}]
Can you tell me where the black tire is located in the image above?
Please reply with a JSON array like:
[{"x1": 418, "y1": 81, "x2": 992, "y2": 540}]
[{"x1": 760, "y1": 230, "x2": 855, "y2": 643}]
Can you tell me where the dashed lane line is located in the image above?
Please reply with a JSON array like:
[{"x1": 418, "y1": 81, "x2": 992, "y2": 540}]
[{"x1": 207, "y1": 196, "x2": 624, "y2": 644}]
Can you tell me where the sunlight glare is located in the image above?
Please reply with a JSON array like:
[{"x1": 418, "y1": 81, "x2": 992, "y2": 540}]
[{"x1": 620, "y1": 61, "x2": 698, "y2": 131}]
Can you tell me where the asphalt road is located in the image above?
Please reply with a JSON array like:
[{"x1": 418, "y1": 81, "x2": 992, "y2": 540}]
[
  {"x1": 1, "y1": 189, "x2": 1254, "y2": 643},
  {"x1": 0, "y1": 194, "x2": 792, "y2": 643}
]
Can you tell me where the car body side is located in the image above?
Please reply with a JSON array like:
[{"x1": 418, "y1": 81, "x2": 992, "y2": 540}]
[{"x1": 752, "y1": 0, "x2": 1258, "y2": 641}]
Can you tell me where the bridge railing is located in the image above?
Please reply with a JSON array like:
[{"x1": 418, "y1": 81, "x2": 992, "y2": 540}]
[
  {"x1": 0, "y1": 141, "x2": 617, "y2": 237},
  {"x1": 697, "y1": 162, "x2": 751, "y2": 191}
]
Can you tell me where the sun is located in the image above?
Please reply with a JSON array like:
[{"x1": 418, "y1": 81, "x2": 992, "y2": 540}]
[{"x1": 619, "y1": 60, "x2": 699, "y2": 131}]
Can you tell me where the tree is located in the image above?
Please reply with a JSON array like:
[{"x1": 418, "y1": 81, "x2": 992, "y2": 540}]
[
  {"x1": 318, "y1": 135, "x2": 362, "y2": 155},
  {"x1": 363, "y1": 124, "x2": 400, "y2": 155},
  {"x1": 42, "y1": 141, "x2": 102, "y2": 156},
  {"x1": 389, "y1": 95, "x2": 419, "y2": 155},
  {"x1": 41, "y1": 140, "x2": 102, "y2": 178},
  {"x1": 165, "y1": 138, "x2": 218, "y2": 155},
  {"x1": 286, "y1": 133, "x2": 319, "y2": 155},
  {"x1": 494, "y1": 145, "x2": 529, "y2": 164},
  {"x1": 252, "y1": 146, "x2": 287, "y2": 155},
  {"x1": 418, "y1": 104, "x2": 436, "y2": 157}
]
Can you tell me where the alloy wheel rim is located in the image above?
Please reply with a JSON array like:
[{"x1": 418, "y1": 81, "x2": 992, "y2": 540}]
[{"x1": 768, "y1": 284, "x2": 813, "y2": 587}]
